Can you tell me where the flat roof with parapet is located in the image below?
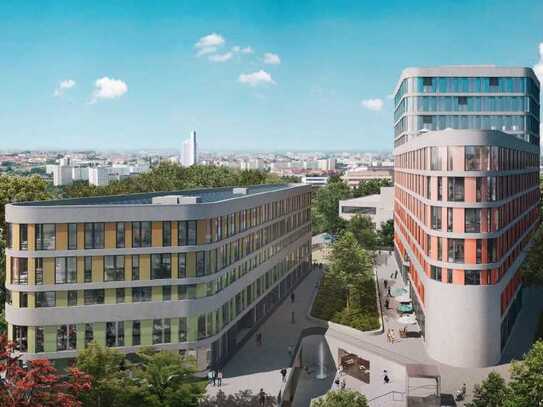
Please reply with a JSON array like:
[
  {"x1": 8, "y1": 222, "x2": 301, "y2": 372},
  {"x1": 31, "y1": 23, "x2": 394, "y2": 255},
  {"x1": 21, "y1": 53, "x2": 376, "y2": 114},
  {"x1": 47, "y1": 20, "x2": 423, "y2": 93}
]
[{"x1": 10, "y1": 183, "x2": 302, "y2": 207}]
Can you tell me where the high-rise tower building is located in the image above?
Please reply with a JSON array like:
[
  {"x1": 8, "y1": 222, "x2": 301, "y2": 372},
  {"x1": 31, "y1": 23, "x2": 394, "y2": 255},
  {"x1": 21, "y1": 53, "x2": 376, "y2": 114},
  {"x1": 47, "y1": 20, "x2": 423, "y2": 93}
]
[
  {"x1": 181, "y1": 131, "x2": 198, "y2": 167},
  {"x1": 393, "y1": 66, "x2": 540, "y2": 367}
]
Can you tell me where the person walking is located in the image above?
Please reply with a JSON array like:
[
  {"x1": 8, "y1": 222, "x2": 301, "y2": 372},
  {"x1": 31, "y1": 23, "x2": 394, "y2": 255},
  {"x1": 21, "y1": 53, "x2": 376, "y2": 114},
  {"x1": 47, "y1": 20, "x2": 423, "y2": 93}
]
[
  {"x1": 256, "y1": 332, "x2": 262, "y2": 346},
  {"x1": 280, "y1": 368, "x2": 287, "y2": 382},
  {"x1": 259, "y1": 388, "x2": 266, "y2": 406},
  {"x1": 394, "y1": 270, "x2": 398, "y2": 279},
  {"x1": 217, "y1": 370, "x2": 223, "y2": 387},
  {"x1": 288, "y1": 345, "x2": 294, "y2": 358},
  {"x1": 212, "y1": 370, "x2": 217, "y2": 386},
  {"x1": 207, "y1": 370, "x2": 214, "y2": 385},
  {"x1": 384, "y1": 370, "x2": 390, "y2": 384},
  {"x1": 384, "y1": 279, "x2": 388, "y2": 289},
  {"x1": 387, "y1": 287, "x2": 391, "y2": 297},
  {"x1": 290, "y1": 292, "x2": 295, "y2": 303},
  {"x1": 385, "y1": 298, "x2": 389, "y2": 309},
  {"x1": 340, "y1": 377, "x2": 346, "y2": 389}
]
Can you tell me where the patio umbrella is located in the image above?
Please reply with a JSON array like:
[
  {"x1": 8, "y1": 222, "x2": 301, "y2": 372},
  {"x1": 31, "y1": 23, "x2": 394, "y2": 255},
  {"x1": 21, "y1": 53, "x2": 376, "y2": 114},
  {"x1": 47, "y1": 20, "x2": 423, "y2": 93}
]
[
  {"x1": 397, "y1": 314, "x2": 417, "y2": 325},
  {"x1": 390, "y1": 287, "x2": 408, "y2": 297},
  {"x1": 396, "y1": 293, "x2": 411, "y2": 303},
  {"x1": 397, "y1": 303, "x2": 413, "y2": 313}
]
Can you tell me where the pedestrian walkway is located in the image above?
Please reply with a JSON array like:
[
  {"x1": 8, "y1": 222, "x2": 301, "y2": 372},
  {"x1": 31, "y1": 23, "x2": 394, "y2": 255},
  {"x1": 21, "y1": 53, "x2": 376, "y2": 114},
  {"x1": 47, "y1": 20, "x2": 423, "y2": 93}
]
[{"x1": 206, "y1": 266, "x2": 325, "y2": 401}]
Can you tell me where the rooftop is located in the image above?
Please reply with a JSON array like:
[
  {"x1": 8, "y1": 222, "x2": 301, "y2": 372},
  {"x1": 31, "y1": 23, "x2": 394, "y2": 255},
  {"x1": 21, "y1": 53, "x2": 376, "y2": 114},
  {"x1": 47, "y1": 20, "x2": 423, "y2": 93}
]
[{"x1": 10, "y1": 183, "x2": 300, "y2": 207}]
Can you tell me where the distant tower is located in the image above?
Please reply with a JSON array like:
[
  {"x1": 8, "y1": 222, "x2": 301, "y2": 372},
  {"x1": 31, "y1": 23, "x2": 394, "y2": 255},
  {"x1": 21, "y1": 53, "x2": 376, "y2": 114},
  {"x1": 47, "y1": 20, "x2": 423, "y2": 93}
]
[{"x1": 181, "y1": 131, "x2": 198, "y2": 167}]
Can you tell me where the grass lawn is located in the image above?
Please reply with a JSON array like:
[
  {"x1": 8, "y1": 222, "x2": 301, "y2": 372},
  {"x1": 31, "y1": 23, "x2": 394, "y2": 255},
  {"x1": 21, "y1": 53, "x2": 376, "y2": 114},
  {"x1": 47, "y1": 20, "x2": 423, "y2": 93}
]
[{"x1": 311, "y1": 271, "x2": 380, "y2": 331}]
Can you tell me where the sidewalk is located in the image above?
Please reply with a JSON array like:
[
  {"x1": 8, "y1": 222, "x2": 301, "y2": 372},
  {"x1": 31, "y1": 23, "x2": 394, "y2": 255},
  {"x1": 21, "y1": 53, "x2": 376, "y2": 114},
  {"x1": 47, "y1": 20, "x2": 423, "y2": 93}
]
[{"x1": 206, "y1": 267, "x2": 324, "y2": 400}]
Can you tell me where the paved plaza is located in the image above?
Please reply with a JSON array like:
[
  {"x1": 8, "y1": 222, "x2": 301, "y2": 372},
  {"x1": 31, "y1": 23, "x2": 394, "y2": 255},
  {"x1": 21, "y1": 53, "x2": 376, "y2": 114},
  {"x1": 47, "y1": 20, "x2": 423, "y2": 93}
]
[{"x1": 206, "y1": 249, "x2": 543, "y2": 405}]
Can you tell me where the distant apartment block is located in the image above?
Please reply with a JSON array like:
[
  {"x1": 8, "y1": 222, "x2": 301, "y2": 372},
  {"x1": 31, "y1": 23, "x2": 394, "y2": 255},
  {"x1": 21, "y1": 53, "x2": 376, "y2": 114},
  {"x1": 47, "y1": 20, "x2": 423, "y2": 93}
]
[
  {"x1": 301, "y1": 175, "x2": 329, "y2": 187},
  {"x1": 4, "y1": 184, "x2": 312, "y2": 370},
  {"x1": 339, "y1": 186, "x2": 393, "y2": 228},
  {"x1": 342, "y1": 168, "x2": 393, "y2": 188},
  {"x1": 393, "y1": 66, "x2": 540, "y2": 367}
]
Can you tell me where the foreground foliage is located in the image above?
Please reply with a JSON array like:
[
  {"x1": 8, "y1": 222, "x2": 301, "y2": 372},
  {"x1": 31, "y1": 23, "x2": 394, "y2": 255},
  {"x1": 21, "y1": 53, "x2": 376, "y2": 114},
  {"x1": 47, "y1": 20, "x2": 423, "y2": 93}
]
[
  {"x1": 0, "y1": 335, "x2": 91, "y2": 407},
  {"x1": 201, "y1": 389, "x2": 277, "y2": 406},
  {"x1": 468, "y1": 340, "x2": 543, "y2": 407},
  {"x1": 75, "y1": 343, "x2": 205, "y2": 407},
  {"x1": 311, "y1": 389, "x2": 369, "y2": 407},
  {"x1": 312, "y1": 232, "x2": 379, "y2": 331}
]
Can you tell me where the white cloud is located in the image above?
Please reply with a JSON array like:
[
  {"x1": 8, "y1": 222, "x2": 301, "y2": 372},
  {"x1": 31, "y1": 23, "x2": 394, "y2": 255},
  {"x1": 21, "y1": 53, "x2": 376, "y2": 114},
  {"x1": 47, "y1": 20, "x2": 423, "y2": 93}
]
[
  {"x1": 238, "y1": 70, "x2": 275, "y2": 87},
  {"x1": 361, "y1": 98, "x2": 384, "y2": 111},
  {"x1": 534, "y1": 42, "x2": 543, "y2": 82},
  {"x1": 53, "y1": 79, "x2": 76, "y2": 96},
  {"x1": 91, "y1": 77, "x2": 128, "y2": 103},
  {"x1": 209, "y1": 52, "x2": 233, "y2": 62},
  {"x1": 241, "y1": 46, "x2": 253, "y2": 54},
  {"x1": 263, "y1": 52, "x2": 281, "y2": 65},
  {"x1": 195, "y1": 33, "x2": 225, "y2": 56}
]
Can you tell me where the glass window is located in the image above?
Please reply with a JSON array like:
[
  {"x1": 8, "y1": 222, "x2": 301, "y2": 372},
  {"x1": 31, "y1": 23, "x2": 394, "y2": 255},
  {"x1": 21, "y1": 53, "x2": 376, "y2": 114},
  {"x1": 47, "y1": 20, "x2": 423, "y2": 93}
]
[
  {"x1": 68, "y1": 291, "x2": 78, "y2": 306},
  {"x1": 36, "y1": 327, "x2": 44, "y2": 353},
  {"x1": 188, "y1": 221, "x2": 197, "y2": 245},
  {"x1": 85, "y1": 324, "x2": 94, "y2": 347},
  {"x1": 132, "y1": 287, "x2": 152, "y2": 302},
  {"x1": 36, "y1": 224, "x2": 56, "y2": 250},
  {"x1": 447, "y1": 177, "x2": 464, "y2": 201},
  {"x1": 19, "y1": 224, "x2": 28, "y2": 250},
  {"x1": 116, "y1": 288, "x2": 125, "y2": 304},
  {"x1": 132, "y1": 255, "x2": 140, "y2": 280},
  {"x1": 35, "y1": 258, "x2": 44, "y2": 285},
  {"x1": 465, "y1": 209, "x2": 481, "y2": 233},
  {"x1": 447, "y1": 269, "x2": 453, "y2": 284},
  {"x1": 55, "y1": 257, "x2": 77, "y2": 284},
  {"x1": 106, "y1": 321, "x2": 124, "y2": 347},
  {"x1": 162, "y1": 222, "x2": 171, "y2": 247},
  {"x1": 132, "y1": 321, "x2": 141, "y2": 346},
  {"x1": 431, "y1": 207, "x2": 442, "y2": 230},
  {"x1": 19, "y1": 292, "x2": 28, "y2": 308},
  {"x1": 197, "y1": 315, "x2": 207, "y2": 340},
  {"x1": 84, "y1": 256, "x2": 93, "y2": 283},
  {"x1": 68, "y1": 224, "x2": 77, "y2": 250},
  {"x1": 447, "y1": 208, "x2": 453, "y2": 232},
  {"x1": 465, "y1": 270, "x2": 480, "y2": 285},
  {"x1": 85, "y1": 223, "x2": 104, "y2": 249},
  {"x1": 104, "y1": 255, "x2": 125, "y2": 281},
  {"x1": 447, "y1": 239, "x2": 464, "y2": 263},
  {"x1": 116, "y1": 223, "x2": 125, "y2": 248},
  {"x1": 36, "y1": 291, "x2": 56, "y2": 307},
  {"x1": 162, "y1": 286, "x2": 171, "y2": 301},
  {"x1": 430, "y1": 266, "x2": 442, "y2": 281},
  {"x1": 132, "y1": 222, "x2": 151, "y2": 247},
  {"x1": 153, "y1": 319, "x2": 164, "y2": 344},
  {"x1": 178, "y1": 317, "x2": 187, "y2": 342},
  {"x1": 84, "y1": 289, "x2": 105, "y2": 305},
  {"x1": 151, "y1": 254, "x2": 171, "y2": 279},
  {"x1": 196, "y1": 252, "x2": 205, "y2": 277},
  {"x1": 13, "y1": 325, "x2": 28, "y2": 352},
  {"x1": 11, "y1": 258, "x2": 28, "y2": 284},
  {"x1": 178, "y1": 253, "x2": 186, "y2": 278}
]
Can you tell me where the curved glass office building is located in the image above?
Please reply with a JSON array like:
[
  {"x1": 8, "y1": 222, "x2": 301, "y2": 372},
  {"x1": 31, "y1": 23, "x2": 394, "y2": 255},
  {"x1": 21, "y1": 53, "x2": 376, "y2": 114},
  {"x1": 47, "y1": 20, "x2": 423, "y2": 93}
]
[
  {"x1": 4, "y1": 184, "x2": 312, "y2": 370},
  {"x1": 393, "y1": 67, "x2": 540, "y2": 367}
]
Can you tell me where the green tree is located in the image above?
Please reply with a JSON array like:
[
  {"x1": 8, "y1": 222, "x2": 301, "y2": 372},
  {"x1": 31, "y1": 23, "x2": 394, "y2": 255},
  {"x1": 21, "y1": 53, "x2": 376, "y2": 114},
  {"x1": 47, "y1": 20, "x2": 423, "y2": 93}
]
[
  {"x1": 311, "y1": 390, "x2": 369, "y2": 407},
  {"x1": 330, "y1": 232, "x2": 373, "y2": 311},
  {"x1": 312, "y1": 180, "x2": 350, "y2": 234},
  {"x1": 520, "y1": 225, "x2": 543, "y2": 286},
  {"x1": 507, "y1": 340, "x2": 543, "y2": 406},
  {"x1": 352, "y1": 179, "x2": 392, "y2": 198},
  {"x1": 378, "y1": 219, "x2": 394, "y2": 248},
  {"x1": 76, "y1": 342, "x2": 137, "y2": 407},
  {"x1": 346, "y1": 215, "x2": 378, "y2": 250},
  {"x1": 467, "y1": 371, "x2": 509, "y2": 407},
  {"x1": 133, "y1": 349, "x2": 205, "y2": 407}
]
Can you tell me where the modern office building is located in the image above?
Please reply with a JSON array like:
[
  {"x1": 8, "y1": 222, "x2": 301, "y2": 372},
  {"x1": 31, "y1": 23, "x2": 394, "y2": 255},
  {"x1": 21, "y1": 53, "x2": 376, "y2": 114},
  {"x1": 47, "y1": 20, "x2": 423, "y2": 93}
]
[
  {"x1": 4, "y1": 184, "x2": 312, "y2": 370},
  {"x1": 393, "y1": 66, "x2": 540, "y2": 367},
  {"x1": 181, "y1": 131, "x2": 198, "y2": 167},
  {"x1": 339, "y1": 186, "x2": 394, "y2": 228}
]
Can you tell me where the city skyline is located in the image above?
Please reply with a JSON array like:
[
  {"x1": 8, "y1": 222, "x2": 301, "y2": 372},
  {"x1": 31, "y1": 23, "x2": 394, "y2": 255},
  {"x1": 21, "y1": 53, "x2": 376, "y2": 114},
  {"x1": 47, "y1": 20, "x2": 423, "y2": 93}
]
[{"x1": 1, "y1": 1, "x2": 543, "y2": 151}]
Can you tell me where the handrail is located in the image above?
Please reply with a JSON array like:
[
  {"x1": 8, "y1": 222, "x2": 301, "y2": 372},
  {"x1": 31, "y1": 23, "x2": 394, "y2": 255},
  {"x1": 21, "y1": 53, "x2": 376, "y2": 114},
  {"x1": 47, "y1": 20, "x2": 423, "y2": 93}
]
[{"x1": 368, "y1": 390, "x2": 405, "y2": 402}]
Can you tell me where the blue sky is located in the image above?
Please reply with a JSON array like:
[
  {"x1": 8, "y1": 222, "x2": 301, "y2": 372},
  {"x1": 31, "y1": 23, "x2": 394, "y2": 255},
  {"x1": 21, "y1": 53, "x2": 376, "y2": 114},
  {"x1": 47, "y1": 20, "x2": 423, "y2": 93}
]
[{"x1": 1, "y1": 0, "x2": 542, "y2": 152}]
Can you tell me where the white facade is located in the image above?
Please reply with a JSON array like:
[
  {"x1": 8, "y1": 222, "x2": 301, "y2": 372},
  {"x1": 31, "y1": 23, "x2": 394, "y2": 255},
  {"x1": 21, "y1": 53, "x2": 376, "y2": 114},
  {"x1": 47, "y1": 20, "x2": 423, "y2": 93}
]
[
  {"x1": 181, "y1": 131, "x2": 198, "y2": 167},
  {"x1": 301, "y1": 175, "x2": 329, "y2": 187},
  {"x1": 88, "y1": 167, "x2": 110, "y2": 186},
  {"x1": 339, "y1": 186, "x2": 393, "y2": 227},
  {"x1": 52, "y1": 165, "x2": 73, "y2": 186},
  {"x1": 72, "y1": 166, "x2": 89, "y2": 181}
]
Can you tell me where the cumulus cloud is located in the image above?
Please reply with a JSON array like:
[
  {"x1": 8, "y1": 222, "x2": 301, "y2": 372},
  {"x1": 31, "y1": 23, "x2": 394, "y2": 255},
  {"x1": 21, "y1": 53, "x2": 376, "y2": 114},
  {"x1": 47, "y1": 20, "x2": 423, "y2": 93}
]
[
  {"x1": 238, "y1": 70, "x2": 275, "y2": 87},
  {"x1": 91, "y1": 77, "x2": 128, "y2": 103},
  {"x1": 195, "y1": 33, "x2": 225, "y2": 56},
  {"x1": 209, "y1": 52, "x2": 233, "y2": 62},
  {"x1": 361, "y1": 98, "x2": 384, "y2": 111},
  {"x1": 263, "y1": 52, "x2": 281, "y2": 65},
  {"x1": 534, "y1": 42, "x2": 543, "y2": 82},
  {"x1": 53, "y1": 79, "x2": 76, "y2": 96}
]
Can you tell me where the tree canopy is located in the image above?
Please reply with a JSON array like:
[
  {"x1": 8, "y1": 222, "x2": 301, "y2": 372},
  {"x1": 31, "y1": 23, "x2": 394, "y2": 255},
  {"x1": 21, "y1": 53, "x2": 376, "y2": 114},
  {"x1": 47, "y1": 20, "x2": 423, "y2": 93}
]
[
  {"x1": 312, "y1": 179, "x2": 350, "y2": 234},
  {"x1": 352, "y1": 178, "x2": 392, "y2": 198},
  {"x1": 311, "y1": 390, "x2": 369, "y2": 407}
]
